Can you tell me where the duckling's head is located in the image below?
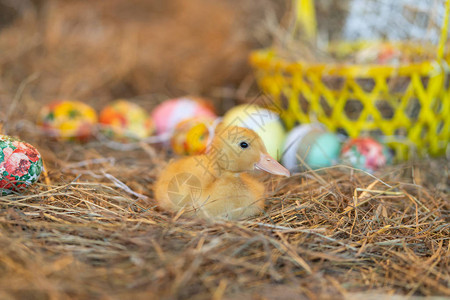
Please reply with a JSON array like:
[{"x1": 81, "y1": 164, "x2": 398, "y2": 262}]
[{"x1": 209, "y1": 124, "x2": 290, "y2": 176}]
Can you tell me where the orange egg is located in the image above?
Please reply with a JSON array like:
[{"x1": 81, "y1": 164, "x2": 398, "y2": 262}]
[{"x1": 99, "y1": 100, "x2": 154, "y2": 141}]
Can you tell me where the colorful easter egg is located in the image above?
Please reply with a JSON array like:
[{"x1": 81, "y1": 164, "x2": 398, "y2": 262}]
[
  {"x1": 171, "y1": 117, "x2": 215, "y2": 155},
  {"x1": 340, "y1": 137, "x2": 392, "y2": 172},
  {"x1": 222, "y1": 104, "x2": 285, "y2": 160},
  {"x1": 282, "y1": 124, "x2": 341, "y2": 170},
  {"x1": 0, "y1": 135, "x2": 43, "y2": 195},
  {"x1": 38, "y1": 100, "x2": 98, "y2": 141},
  {"x1": 99, "y1": 100, "x2": 154, "y2": 141},
  {"x1": 151, "y1": 97, "x2": 216, "y2": 136}
]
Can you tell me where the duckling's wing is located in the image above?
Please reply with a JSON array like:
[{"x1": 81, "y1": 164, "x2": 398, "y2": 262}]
[
  {"x1": 154, "y1": 156, "x2": 216, "y2": 213},
  {"x1": 198, "y1": 173, "x2": 265, "y2": 220}
]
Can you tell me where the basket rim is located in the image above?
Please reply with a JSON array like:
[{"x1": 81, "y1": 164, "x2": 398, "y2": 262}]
[{"x1": 250, "y1": 45, "x2": 449, "y2": 77}]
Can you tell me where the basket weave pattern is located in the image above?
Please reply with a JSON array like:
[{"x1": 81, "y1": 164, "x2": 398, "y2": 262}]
[{"x1": 250, "y1": 49, "x2": 450, "y2": 160}]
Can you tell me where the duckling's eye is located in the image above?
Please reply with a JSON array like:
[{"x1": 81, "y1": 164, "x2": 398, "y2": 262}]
[{"x1": 239, "y1": 141, "x2": 249, "y2": 149}]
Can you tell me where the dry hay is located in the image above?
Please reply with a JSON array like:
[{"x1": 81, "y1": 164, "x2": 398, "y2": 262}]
[
  {"x1": 0, "y1": 124, "x2": 448, "y2": 299},
  {"x1": 0, "y1": 0, "x2": 284, "y2": 103}
]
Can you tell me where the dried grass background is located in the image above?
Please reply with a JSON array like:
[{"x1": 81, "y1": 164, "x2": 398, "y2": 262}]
[
  {"x1": 0, "y1": 0, "x2": 449, "y2": 299},
  {"x1": 0, "y1": 0, "x2": 286, "y2": 107}
]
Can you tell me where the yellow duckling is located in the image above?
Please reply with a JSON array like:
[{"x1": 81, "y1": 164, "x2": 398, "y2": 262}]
[{"x1": 154, "y1": 124, "x2": 290, "y2": 220}]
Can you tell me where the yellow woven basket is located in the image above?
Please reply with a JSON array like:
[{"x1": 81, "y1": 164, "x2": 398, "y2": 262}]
[{"x1": 250, "y1": 1, "x2": 450, "y2": 161}]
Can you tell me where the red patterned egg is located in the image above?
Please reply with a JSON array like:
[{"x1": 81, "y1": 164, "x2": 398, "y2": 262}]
[
  {"x1": 0, "y1": 135, "x2": 43, "y2": 195},
  {"x1": 340, "y1": 137, "x2": 392, "y2": 172}
]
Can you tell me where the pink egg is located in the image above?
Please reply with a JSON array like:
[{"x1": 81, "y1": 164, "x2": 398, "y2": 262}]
[{"x1": 151, "y1": 97, "x2": 216, "y2": 136}]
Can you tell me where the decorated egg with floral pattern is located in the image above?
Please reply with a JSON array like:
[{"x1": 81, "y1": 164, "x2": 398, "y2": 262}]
[
  {"x1": 0, "y1": 135, "x2": 43, "y2": 195},
  {"x1": 99, "y1": 100, "x2": 154, "y2": 141},
  {"x1": 340, "y1": 137, "x2": 392, "y2": 172},
  {"x1": 38, "y1": 100, "x2": 98, "y2": 141}
]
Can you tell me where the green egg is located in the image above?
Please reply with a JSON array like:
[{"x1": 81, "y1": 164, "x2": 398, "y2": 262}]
[{"x1": 304, "y1": 133, "x2": 341, "y2": 169}]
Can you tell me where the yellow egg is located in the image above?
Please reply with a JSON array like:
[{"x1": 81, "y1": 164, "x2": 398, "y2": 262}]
[
  {"x1": 38, "y1": 100, "x2": 98, "y2": 142},
  {"x1": 171, "y1": 118, "x2": 215, "y2": 155},
  {"x1": 222, "y1": 104, "x2": 285, "y2": 160}
]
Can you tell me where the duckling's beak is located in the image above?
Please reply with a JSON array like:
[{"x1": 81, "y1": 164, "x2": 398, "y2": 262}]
[{"x1": 255, "y1": 153, "x2": 290, "y2": 177}]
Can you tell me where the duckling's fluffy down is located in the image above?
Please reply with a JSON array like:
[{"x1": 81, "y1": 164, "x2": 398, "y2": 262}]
[{"x1": 154, "y1": 125, "x2": 289, "y2": 220}]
